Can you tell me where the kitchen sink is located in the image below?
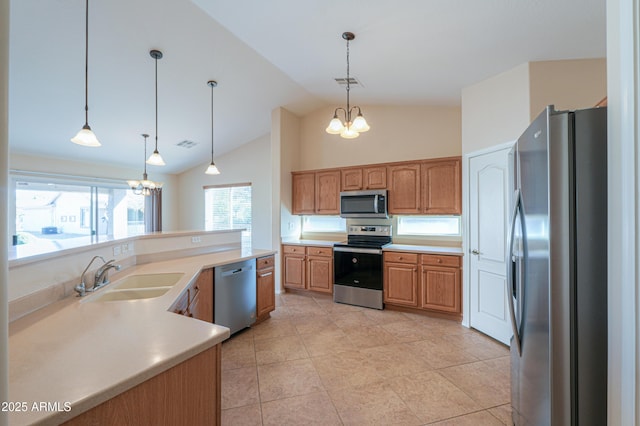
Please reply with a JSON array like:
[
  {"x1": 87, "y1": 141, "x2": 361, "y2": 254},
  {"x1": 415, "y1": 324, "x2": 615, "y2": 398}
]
[
  {"x1": 113, "y1": 273, "x2": 184, "y2": 289},
  {"x1": 88, "y1": 287, "x2": 171, "y2": 302}
]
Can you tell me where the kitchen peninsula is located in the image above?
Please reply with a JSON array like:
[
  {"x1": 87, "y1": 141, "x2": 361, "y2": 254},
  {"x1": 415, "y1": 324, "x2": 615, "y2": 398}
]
[{"x1": 8, "y1": 230, "x2": 275, "y2": 425}]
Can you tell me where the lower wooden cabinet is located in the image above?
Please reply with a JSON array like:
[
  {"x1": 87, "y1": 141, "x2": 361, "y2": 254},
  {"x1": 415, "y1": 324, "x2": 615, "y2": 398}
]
[
  {"x1": 171, "y1": 268, "x2": 213, "y2": 323},
  {"x1": 282, "y1": 245, "x2": 333, "y2": 294},
  {"x1": 384, "y1": 251, "x2": 461, "y2": 317},
  {"x1": 256, "y1": 255, "x2": 276, "y2": 320},
  {"x1": 63, "y1": 345, "x2": 221, "y2": 425},
  {"x1": 383, "y1": 252, "x2": 418, "y2": 307}
]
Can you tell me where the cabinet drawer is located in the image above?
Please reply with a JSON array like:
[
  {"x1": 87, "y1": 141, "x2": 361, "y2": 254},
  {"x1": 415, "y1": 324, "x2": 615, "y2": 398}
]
[
  {"x1": 421, "y1": 254, "x2": 461, "y2": 267},
  {"x1": 283, "y1": 245, "x2": 305, "y2": 255},
  {"x1": 384, "y1": 252, "x2": 418, "y2": 264},
  {"x1": 306, "y1": 246, "x2": 333, "y2": 257},
  {"x1": 257, "y1": 255, "x2": 275, "y2": 270}
]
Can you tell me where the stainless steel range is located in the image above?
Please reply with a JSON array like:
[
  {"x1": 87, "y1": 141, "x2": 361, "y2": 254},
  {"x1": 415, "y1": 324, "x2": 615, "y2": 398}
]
[{"x1": 333, "y1": 225, "x2": 391, "y2": 310}]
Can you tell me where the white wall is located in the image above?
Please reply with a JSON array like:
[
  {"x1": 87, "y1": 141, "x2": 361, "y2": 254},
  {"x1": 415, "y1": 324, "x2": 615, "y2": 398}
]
[
  {"x1": 8, "y1": 153, "x2": 179, "y2": 232},
  {"x1": 299, "y1": 105, "x2": 461, "y2": 170},
  {"x1": 277, "y1": 108, "x2": 302, "y2": 240},
  {"x1": 1, "y1": 0, "x2": 9, "y2": 421},
  {"x1": 606, "y1": 0, "x2": 638, "y2": 422},
  {"x1": 177, "y1": 134, "x2": 273, "y2": 250}
]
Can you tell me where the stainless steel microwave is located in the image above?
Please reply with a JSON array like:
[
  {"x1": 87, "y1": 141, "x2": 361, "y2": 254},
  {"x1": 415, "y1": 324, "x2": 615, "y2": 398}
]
[{"x1": 340, "y1": 190, "x2": 388, "y2": 218}]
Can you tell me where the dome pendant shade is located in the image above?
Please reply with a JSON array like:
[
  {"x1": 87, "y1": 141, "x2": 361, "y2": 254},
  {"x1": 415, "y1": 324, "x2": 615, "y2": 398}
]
[
  {"x1": 146, "y1": 149, "x2": 165, "y2": 166},
  {"x1": 205, "y1": 162, "x2": 220, "y2": 175},
  {"x1": 71, "y1": 125, "x2": 101, "y2": 147}
]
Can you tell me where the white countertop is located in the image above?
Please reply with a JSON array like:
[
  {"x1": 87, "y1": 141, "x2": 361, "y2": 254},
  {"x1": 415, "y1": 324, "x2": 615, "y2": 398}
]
[
  {"x1": 281, "y1": 239, "x2": 343, "y2": 247},
  {"x1": 384, "y1": 244, "x2": 464, "y2": 256},
  {"x1": 8, "y1": 247, "x2": 274, "y2": 425}
]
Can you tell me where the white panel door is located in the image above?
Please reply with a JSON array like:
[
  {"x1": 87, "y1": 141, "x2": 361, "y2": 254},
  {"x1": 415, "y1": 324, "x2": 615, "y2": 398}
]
[{"x1": 469, "y1": 147, "x2": 511, "y2": 344}]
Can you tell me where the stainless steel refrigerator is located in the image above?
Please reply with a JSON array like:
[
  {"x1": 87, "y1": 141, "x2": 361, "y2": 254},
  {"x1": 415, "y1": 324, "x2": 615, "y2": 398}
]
[{"x1": 508, "y1": 105, "x2": 607, "y2": 425}]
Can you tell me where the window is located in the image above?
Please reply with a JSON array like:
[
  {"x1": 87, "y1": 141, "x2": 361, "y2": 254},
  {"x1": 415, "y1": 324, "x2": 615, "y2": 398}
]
[
  {"x1": 12, "y1": 174, "x2": 145, "y2": 253},
  {"x1": 302, "y1": 216, "x2": 346, "y2": 233},
  {"x1": 397, "y1": 216, "x2": 461, "y2": 236},
  {"x1": 204, "y1": 184, "x2": 252, "y2": 244}
]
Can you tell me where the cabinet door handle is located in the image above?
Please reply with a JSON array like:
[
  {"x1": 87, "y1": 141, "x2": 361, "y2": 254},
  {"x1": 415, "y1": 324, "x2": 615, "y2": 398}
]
[{"x1": 259, "y1": 272, "x2": 273, "y2": 277}]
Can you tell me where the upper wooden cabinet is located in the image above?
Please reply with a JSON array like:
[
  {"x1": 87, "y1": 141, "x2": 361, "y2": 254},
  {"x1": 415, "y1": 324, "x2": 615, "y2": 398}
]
[
  {"x1": 315, "y1": 171, "x2": 341, "y2": 214},
  {"x1": 292, "y1": 156, "x2": 461, "y2": 216},
  {"x1": 387, "y1": 163, "x2": 422, "y2": 214},
  {"x1": 421, "y1": 159, "x2": 462, "y2": 215},
  {"x1": 341, "y1": 166, "x2": 387, "y2": 191},
  {"x1": 292, "y1": 171, "x2": 340, "y2": 215},
  {"x1": 292, "y1": 172, "x2": 315, "y2": 214}
]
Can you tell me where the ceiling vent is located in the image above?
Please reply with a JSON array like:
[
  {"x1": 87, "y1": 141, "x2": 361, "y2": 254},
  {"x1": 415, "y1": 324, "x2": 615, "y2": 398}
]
[
  {"x1": 176, "y1": 140, "x2": 198, "y2": 149},
  {"x1": 334, "y1": 77, "x2": 363, "y2": 87}
]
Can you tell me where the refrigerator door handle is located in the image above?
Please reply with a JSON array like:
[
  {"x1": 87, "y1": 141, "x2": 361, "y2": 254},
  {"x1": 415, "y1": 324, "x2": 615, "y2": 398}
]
[{"x1": 507, "y1": 189, "x2": 522, "y2": 355}]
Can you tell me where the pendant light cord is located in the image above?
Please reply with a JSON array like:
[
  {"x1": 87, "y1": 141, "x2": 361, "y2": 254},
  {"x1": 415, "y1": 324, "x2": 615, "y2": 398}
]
[
  {"x1": 83, "y1": 0, "x2": 89, "y2": 126},
  {"x1": 154, "y1": 55, "x2": 159, "y2": 152},
  {"x1": 211, "y1": 84, "x2": 214, "y2": 163},
  {"x1": 143, "y1": 134, "x2": 148, "y2": 177},
  {"x1": 346, "y1": 36, "x2": 351, "y2": 124}
]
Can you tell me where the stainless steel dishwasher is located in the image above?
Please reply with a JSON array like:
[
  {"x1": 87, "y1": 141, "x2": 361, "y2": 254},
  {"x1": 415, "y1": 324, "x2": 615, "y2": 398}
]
[{"x1": 214, "y1": 259, "x2": 256, "y2": 334}]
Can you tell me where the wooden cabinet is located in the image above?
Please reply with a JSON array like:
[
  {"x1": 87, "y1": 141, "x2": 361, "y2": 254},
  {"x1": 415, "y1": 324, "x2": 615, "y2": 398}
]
[
  {"x1": 282, "y1": 244, "x2": 333, "y2": 294},
  {"x1": 283, "y1": 245, "x2": 306, "y2": 289},
  {"x1": 421, "y1": 159, "x2": 461, "y2": 214},
  {"x1": 171, "y1": 269, "x2": 213, "y2": 323},
  {"x1": 341, "y1": 166, "x2": 387, "y2": 191},
  {"x1": 341, "y1": 168, "x2": 363, "y2": 191},
  {"x1": 292, "y1": 172, "x2": 316, "y2": 214},
  {"x1": 363, "y1": 166, "x2": 387, "y2": 189},
  {"x1": 292, "y1": 171, "x2": 340, "y2": 215},
  {"x1": 306, "y1": 246, "x2": 333, "y2": 294},
  {"x1": 384, "y1": 251, "x2": 462, "y2": 317},
  {"x1": 420, "y1": 254, "x2": 461, "y2": 313},
  {"x1": 64, "y1": 345, "x2": 221, "y2": 425},
  {"x1": 256, "y1": 255, "x2": 276, "y2": 320},
  {"x1": 387, "y1": 163, "x2": 422, "y2": 214},
  {"x1": 383, "y1": 252, "x2": 419, "y2": 306},
  {"x1": 315, "y1": 170, "x2": 341, "y2": 214}
]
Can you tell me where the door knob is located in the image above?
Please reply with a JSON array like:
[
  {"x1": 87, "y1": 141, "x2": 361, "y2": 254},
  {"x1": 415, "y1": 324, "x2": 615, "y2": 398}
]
[{"x1": 471, "y1": 249, "x2": 480, "y2": 255}]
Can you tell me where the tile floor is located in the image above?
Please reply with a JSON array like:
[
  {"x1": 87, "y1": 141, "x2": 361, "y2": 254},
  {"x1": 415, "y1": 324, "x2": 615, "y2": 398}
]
[{"x1": 221, "y1": 292, "x2": 511, "y2": 426}]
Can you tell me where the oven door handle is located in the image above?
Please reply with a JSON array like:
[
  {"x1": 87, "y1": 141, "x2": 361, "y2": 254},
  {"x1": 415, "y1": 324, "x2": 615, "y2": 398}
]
[{"x1": 333, "y1": 246, "x2": 382, "y2": 255}]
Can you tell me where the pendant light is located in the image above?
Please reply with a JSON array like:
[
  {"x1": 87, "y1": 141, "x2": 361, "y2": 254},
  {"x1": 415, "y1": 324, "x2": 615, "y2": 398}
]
[
  {"x1": 70, "y1": 0, "x2": 101, "y2": 147},
  {"x1": 326, "y1": 32, "x2": 370, "y2": 139},
  {"x1": 146, "y1": 49, "x2": 166, "y2": 166},
  {"x1": 127, "y1": 134, "x2": 162, "y2": 196},
  {"x1": 205, "y1": 80, "x2": 220, "y2": 175}
]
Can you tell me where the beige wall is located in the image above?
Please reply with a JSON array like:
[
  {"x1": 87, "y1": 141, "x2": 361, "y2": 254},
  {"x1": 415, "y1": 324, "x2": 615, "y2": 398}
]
[
  {"x1": 276, "y1": 108, "x2": 302, "y2": 239},
  {"x1": 8, "y1": 153, "x2": 179, "y2": 232},
  {"x1": 461, "y1": 63, "x2": 531, "y2": 154},
  {"x1": 529, "y1": 58, "x2": 607, "y2": 119},
  {"x1": 176, "y1": 134, "x2": 273, "y2": 250},
  {"x1": 462, "y1": 59, "x2": 607, "y2": 154},
  {"x1": 299, "y1": 105, "x2": 461, "y2": 170}
]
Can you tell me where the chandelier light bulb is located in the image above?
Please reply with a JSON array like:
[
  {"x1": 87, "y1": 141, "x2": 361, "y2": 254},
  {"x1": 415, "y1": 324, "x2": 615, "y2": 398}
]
[
  {"x1": 146, "y1": 150, "x2": 165, "y2": 166},
  {"x1": 205, "y1": 162, "x2": 220, "y2": 175},
  {"x1": 341, "y1": 126, "x2": 360, "y2": 139},
  {"x1": 326, "y1": 116, "x2": 345, "y2": 134},
  {"x1": 352, "y1": 113, "x2": 370, "y2": 132},
  {"x1": 71, "y1": 125, "x2": 101, "y2": 147}
]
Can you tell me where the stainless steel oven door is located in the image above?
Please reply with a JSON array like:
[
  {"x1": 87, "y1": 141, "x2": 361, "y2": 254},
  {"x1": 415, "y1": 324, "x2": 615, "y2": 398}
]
[{"x1": 333, "y1": 246, "x2": 383, "y2": 290}]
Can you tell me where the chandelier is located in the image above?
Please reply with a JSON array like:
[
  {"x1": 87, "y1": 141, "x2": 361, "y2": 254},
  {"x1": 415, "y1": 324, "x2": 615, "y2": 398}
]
[
  {"x1": 127, "y1": 134, "x2": 162, "y2": 196},
  {"x1": 325, "y1": 32, "x2": 370, "y2": 139}
]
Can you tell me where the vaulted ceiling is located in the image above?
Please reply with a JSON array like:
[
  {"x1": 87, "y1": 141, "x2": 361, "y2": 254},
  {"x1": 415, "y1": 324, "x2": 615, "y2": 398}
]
[{"x1": 9, "y1": 0, "x2": 606, "y2": 174}]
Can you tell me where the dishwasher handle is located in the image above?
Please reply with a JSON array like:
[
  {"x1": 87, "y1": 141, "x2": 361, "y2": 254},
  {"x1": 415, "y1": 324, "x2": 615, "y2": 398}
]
[{"x1": 220, "y1": 264, "x2": 254, "y2": 277}]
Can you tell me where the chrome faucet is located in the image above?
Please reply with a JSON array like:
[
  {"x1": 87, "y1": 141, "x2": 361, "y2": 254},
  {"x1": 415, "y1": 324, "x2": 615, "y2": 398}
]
[
  {"x1": 93, "y1": 259, "x2": 121, "y2": 290},
  {"x1": 74, "y1": 256, "x2": 121, "y2": 297}
]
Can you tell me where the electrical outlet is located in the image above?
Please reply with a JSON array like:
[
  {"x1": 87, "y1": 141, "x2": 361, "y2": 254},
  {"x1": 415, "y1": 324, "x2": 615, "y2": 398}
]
[
  {"x1": 289, "y1": 222, "x2": 295, "y2": 231},
  {"x1": 113, "y1": 245, "x2": 121, "y2": 256},
  {"x1": 191, "y1": 236, "x2": 202, "y2": 243},
  {"x1": 121, "y1": 244, "x2": 128, "y2": 254}
]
